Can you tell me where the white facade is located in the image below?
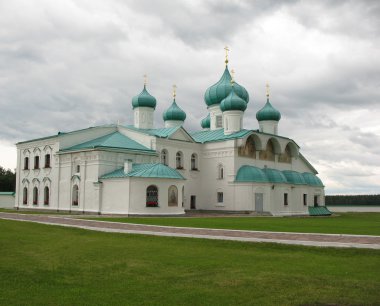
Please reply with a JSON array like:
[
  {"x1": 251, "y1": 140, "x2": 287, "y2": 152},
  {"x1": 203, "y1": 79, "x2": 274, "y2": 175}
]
[{"x1": 14, "y1": 63, "x2": 325, "y2": 216}]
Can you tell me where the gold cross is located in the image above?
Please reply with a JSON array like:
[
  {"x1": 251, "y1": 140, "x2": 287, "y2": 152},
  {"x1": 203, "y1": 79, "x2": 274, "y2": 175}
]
[
  {"x1": 172, "y1": 84, "x2": 177, "y2": 99},
  {"x1": 224, "y1": 46, "x2": 229, "y2": 65},
  {"x1": 266, "y1": 82, "x2": 270, "y2": 98},
  {"x1": 143, "y1": 74, "x2": 147, "y2": 86}
]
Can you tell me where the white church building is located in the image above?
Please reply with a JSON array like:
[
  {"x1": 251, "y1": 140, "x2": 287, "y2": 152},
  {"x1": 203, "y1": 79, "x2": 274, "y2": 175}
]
[{"x1": 14, "y1": 54, "x2": 325, "y2": 216}]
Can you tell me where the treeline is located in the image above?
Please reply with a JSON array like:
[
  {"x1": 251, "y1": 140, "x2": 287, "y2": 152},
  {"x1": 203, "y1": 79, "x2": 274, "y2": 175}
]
[
  {"x1": 325, "y1": 194, "x2": 380, "y2": 206},
  {"x1": 0, "y1": 166, "x2": 16, "y2": 192}
]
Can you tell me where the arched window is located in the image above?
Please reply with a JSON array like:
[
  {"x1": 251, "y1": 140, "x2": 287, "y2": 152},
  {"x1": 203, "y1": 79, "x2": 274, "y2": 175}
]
[
  {"x1": 176, "y1": 151, "x2": 183, "y2": 169},
  {"x1": 44, "y1": 154, "x2": 51, "y2": 168},
  {"x1": 168, "y1": 185, "x2": 178, "y2": 207},
  {"x1": 279, "y1": 144, "x2": 292, "y2": 163},
  {"x1": 33, "y1": 187, "x2": 38, "y2": 205},
  {"x1": 44, "y1": 186, "x2": 49, "y2": 205},
  {"x1": 34, "y1": 156, "x2": 40, "y2": 169},
  {"x1": 218, "y1": 164, "x2": 224, "y2": 179},
  {"x1": 72, "y1": 185, "x2": 79, "y2": 206},
  {"x1": 23, "y1": 187, "x2": 28, "y2": 204},
  {"x1": 239, "y1": 135, "x2": 256, "y2": 158},
  {"x1": 161, "y1": 149, "x2": 168, "y2": 166},
  {"x1": 146, "y1": 185, "x2": 158, "y2": 207},
  {"x1": 259, "y1": 139, "x2": 275, "y2": 161},
  {"x1": 191, "y1": 153, "x2": 198, "y2": 170},
  {"x1": 24, "y1": 157, "x2": 29, "y2": 170}
]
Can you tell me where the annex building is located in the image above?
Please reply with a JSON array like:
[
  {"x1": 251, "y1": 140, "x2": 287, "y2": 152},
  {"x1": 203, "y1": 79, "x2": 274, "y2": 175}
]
[{"x1": 15, "y1": 53, "x2": 325, "y2": 216}]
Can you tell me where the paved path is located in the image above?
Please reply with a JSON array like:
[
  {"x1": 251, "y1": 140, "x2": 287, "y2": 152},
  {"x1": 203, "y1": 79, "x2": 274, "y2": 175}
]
[{"x1": 1, "y1": 212, "x2": 380, "y2": 249}]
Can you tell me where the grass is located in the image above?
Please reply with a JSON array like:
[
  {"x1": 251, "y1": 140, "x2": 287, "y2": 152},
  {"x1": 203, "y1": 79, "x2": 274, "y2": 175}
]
[
  {"x1": 85, "y1": 212, "x2": 380, "y2": 236},
  {"x1": 0, "y1": 219, "x2": 379, "y2": 306}
]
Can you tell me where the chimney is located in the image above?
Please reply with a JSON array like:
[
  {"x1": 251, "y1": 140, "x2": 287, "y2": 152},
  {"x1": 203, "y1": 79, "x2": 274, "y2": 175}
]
[{"x1": 124, "y1": 159, "x2": 133, "y2": 174}]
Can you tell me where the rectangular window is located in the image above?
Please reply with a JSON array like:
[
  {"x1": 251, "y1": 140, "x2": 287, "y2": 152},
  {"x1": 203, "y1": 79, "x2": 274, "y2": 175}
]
[
  {"x1": 34, "y1": 156, "x2": 39, "y2": 169},
  {"x1": 217, "y1": 192, "x2": 224, "y2": 203},
  {"x1": 76, "y1": 165, "x2": 80, "y2": 173},
  {"x1": 303, "y1": 194, "x2": 307, "y2": 206},
  {"x1": 45, "y1": 154, "x2": 51, "y2": 168},
  {"x1": 24, "y1": 157, "x2": 29, "y2": 170},
  {"x1": 284, "y1": 193, "x2": 288, "y2": 206},
  {"x1": 216, "y1": 115, "x2": 223, "y2": 128}
]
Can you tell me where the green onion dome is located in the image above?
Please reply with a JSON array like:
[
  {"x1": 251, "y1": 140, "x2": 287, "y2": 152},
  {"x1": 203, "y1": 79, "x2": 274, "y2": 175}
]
[
  {"x1": 132, "y1": 85, "x2": 157, "y2": 109},
  {"x1": 201, "y1": 113, "x2": 210, "y2": 128},
  {"x1": 302, "y1": 173, "x2": 324, "y2": 187},
  {"x1": 220, "y1": 87, "x2": 247, "y2": 112},
  {"x1": 235, "y1": 165, "x2": 268, "y2": 183},
  {"x1": 256, "y1": 98, "x2": 281, "y2": 121},
  {"x1": 204, "y1": 66, "x2": 249, "y2": 107},
  {"x1": 163, "y1": 99, "x2": 186, "y2": 121}
]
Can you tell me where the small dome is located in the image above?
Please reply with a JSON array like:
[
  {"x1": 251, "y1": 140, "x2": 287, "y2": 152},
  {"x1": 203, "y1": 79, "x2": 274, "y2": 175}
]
[
  {"x1": 256, "y1": 99, "x2": 281, "y2": 121},
  {"x1": 282, "y1": 170, "x2": 307, "y2": 185},
  {"x1": 201, "y1": 113, "x2": 210, "y2": 129},
  {"x1": 204, "y1": 66, "x2": 249, "y2": 107},
  {"x1": 262, "y1": 168, "x2": 288, "y2": 183},
  {"x1": 302, "y1": 173, "x2": 324, "y2": 187},
  {"x1": 132, "y1": 85, "x2": 157, "y2": 109},
  {"x1": 163, "y1": 100, "x2": 186, "y2": 121},
  {"x1": 220, "y1": 87, "x2": 247, "y2": 112},
  {"x1": 235, "y1": 165, "x2": 268, "y2": 183}
]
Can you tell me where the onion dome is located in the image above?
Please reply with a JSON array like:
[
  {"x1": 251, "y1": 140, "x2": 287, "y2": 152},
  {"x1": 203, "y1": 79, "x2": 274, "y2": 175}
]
[
  {"x1": 256, "y1": 99, "x2": 281, "y2": 121},
  {"x1": 132, "y1": 85, "x2": 157, "y2": 109},
  {"x1": 163, "y1": 99, "x2": 186, "y2": 121},
  {"x1": 201, "y1": 113, "x2": 210, "y2": 129},
  {"x1": 220, "y1": 86, "x2": 247, "y2": 112},
  {"x1": 256, "y1": 84, "x2": 281, "y2": 121},
  {"x1": 204, "y1": 66, "x2": 249, "y2": 107}
]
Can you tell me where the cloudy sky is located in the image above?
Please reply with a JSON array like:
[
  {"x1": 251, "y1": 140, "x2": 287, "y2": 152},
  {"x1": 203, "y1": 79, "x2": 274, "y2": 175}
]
[{"x1": 0, "y1": 0, "x2": 379, "y2": 194}]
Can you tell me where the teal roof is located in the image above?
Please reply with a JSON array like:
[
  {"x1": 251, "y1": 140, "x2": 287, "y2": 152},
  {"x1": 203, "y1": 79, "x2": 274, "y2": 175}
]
[
  {"x1": 124, "y1": 125, "x2": 190, "y2": 139},
  {"x1": 0, "y1": 192, "x2": 15, "y2": 196},
  {"x1": 303, "y1": 173, "x2": 324, "y2": 187},
  {"x1": 308, "y1": 206, "x2": 331, "y2": 216},
  {"x1": 201, "y1": 113, "x2": 210, "y2": 129},
  {"x1": 132, "y1": 85, "x2": 157, "y2": 109},
  {"x1": 235, "y1": 165, "x2": 268, "y2": 183},
  {"x1": 220, "y1": 86, "x2": 247, "y2": 112},
  {"x1": 101, "y1": 163, "x2": 185, "y2": 180},
  {"x1": 256, "y1": 99, "x2": 281, "y2": 121},
  {"x1": 235, "y1": 166, "x2": 322, "y2": 187},
  {"x1": 163, "y1": 99, "x2": 186, "y2": 121},
  {"x1": 262, "y1": 168, "x2": 288, "y2": 183},
  {"x1": 204, "y1": 66, "x2": 249, "y2": 107},
  {"x1": 190, "y1": 129, "x2": 251, "y2": 143},
  {"x1": 61, "y1": 132, "x2": 154, "y2": 153},
  {"x1": 282, "y1": 170, "x2": 307, "y2": 185}
]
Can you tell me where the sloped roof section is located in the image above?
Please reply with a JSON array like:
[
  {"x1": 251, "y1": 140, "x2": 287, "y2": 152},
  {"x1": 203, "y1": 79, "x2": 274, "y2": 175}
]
[
  {"x1": 61, "y1": 131, "x2": 154, "y2": 153},
  {"x1": 191, "y1": 129, "x2": 251, "y2": 143},
  {"x1": 125, "y1": 125, "x2": 182, "y2": 138},
  {"x1": 101, "y1": 163, "x2": 185, "y2": 180}
]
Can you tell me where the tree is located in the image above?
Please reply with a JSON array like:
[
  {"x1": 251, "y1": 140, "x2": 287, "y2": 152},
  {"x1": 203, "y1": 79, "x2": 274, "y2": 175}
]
[{"x1": 0, "y1": 166, "x2": 16, "y2": 192}]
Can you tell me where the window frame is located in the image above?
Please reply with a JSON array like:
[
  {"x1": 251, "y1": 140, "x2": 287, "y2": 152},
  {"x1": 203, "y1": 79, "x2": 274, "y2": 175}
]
[
  {"x1": 24, "y1": 157, "x2": 29, "y2": 170},
  {"x1": 217, "y1": 192, "x2": 224, "y2": 203},
  {"x1": 161, "y1": 149, "x2": 168, "y2": 166},
  {"x1": 176, "y1": 151, "x2": 184, "y2": 169},
  {"x1": 44, "y1": 186, "x2": 50, "y2": 205},
  {"x1": 33, "y1": 187, "x2": 38, "y2": 205},
  {"x1": 303, "y1": 194, "x2": 307, "y2": 206},
  {"x1": 72, "y1": 184, "x2": 79, "y2": 206},
  {"x1": 190, "y1": 153, "x2": 198, "y2": 171},
  {"x1": 34, "y1": 156, "x2": 40, "y2": 170},
  {"x1": 146, "y1": 185, "x2": 159, "y2": 207},
  {"x1": 284, "y1": 193, "x2": 288, "y2": 206},
  {"x1": 23, "y1": 187, "x2": 28, "y2": 205},
  {"x1": 44, "y1": 154, "x2": 51, "y2": 168}
]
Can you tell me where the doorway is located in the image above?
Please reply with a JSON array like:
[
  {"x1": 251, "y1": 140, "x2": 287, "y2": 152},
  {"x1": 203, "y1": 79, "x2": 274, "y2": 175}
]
[
  {"x1": 314, "y1": 195, "x2": 319, "y2": 207},
  {"x1": 190, "y1": 195, "x2": 196, "y2": 209},
  {"x1": 255, "y1": 193, "x2": 263, "y2": 212}
]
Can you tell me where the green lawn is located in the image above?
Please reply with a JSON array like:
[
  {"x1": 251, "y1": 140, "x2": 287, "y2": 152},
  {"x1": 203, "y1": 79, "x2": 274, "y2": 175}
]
[
  {"x1": 0, "y1": 219, "x2": 379, "y2": 306},
  {"x1": 86, "y1": 212, "x2": 380, "y2": 236}
]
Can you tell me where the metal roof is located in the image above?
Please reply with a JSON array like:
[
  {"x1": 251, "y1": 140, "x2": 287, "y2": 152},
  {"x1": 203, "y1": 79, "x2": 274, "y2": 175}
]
[
  {"x1": 282, "y1": 170, "x2": 307, "y2": 185},
  {"x1": 61, "y1": 131, "x2": 154, "y2": 153},
  {"x1": 308, "y1": 206, "x2": 332, "y2": 216},
  {"x1": 190, "y1": 129, "x2": 251, "y2": 143},
  {"x1": 0, "y1": 192, "x2": 15, "y2": 196},
  {"x1": 101, "y1": 163, "x2": 185, "y2": 180},
  {"x1": 124, "y1": 125, "x2": 183, "y2": 138}
]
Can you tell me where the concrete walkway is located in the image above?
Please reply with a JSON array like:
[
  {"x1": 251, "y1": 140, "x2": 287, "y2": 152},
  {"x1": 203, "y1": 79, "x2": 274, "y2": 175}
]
[{"x1": 1, "y1": 212, "x2": 380, "y2": 250}]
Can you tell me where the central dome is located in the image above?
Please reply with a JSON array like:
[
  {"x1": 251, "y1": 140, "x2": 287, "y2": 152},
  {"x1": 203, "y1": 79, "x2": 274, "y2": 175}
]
[{"x1": 204, "y1": 66, "x2": 249, "y2": 107}]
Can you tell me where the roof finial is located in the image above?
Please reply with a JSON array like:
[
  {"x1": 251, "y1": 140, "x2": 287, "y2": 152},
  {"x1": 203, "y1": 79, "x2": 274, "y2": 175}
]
[
  {"x1": 230, "y1": 69, "x2": 235, "y2": 86},
  {"x1": 172, "y1": 84, "x2": 177, "y2": 99},
  {"x1": 224, "y1": 46, "x2": 229, "y2": 66},
  {"x1": 266, "y1": 82, "x2": 270, "y2": 99},
  {"x1": 143, "y1": 74, "x2": 147, "y2": 86}
]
